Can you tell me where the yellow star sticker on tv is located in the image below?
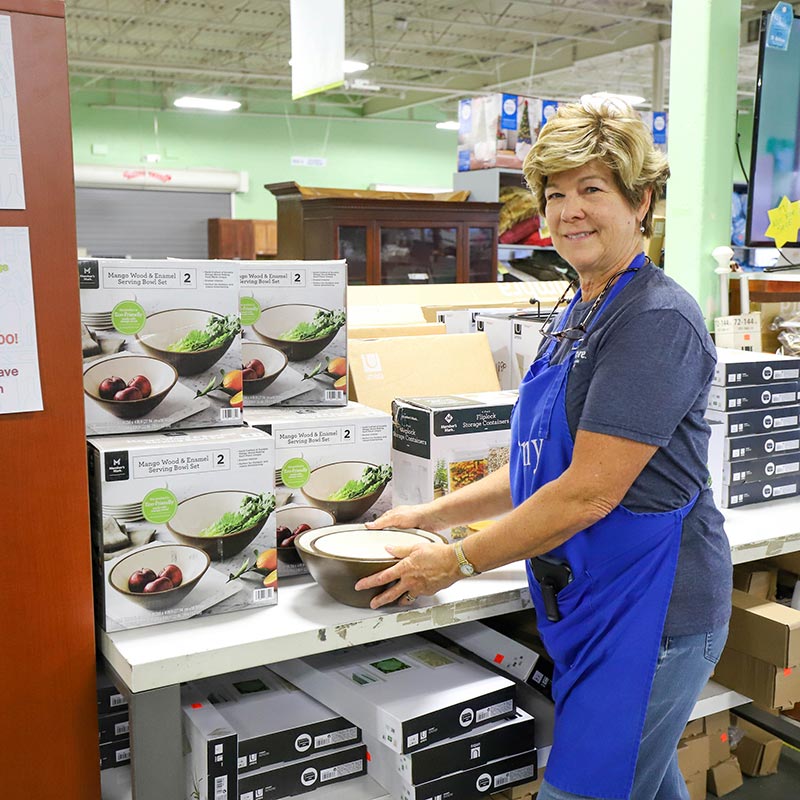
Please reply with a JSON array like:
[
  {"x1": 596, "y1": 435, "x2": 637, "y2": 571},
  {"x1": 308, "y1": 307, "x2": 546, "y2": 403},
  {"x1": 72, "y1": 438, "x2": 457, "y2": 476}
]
[{"x1": 764, "y1": 195, "x2": 800, "y2": 248}]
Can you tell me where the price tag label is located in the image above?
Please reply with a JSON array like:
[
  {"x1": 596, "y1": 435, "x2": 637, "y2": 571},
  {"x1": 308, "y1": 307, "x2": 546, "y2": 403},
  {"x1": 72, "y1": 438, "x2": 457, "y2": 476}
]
[{"x1": 767, "y1": 2, "x2": 794, "y2": 51}]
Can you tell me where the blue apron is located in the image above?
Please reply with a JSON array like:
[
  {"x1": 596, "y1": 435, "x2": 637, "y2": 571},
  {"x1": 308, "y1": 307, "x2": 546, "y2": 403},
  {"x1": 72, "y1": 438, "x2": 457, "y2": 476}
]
[{"x1": 509, "y1": 258, "x2": 698, "y2": 799}]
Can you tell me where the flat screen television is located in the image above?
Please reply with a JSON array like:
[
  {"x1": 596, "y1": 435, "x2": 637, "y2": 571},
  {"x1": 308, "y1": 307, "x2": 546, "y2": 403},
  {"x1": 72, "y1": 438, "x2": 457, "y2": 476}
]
[{"x1": 746, "y1": 11, "x2": 800, "y2": 247}]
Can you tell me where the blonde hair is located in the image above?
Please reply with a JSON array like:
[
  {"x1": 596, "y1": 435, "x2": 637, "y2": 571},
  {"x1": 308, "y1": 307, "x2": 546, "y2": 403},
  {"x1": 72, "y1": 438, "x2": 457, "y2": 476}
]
[{"x1": 522, "y1": 97, "x2": 669, "y2": 237}]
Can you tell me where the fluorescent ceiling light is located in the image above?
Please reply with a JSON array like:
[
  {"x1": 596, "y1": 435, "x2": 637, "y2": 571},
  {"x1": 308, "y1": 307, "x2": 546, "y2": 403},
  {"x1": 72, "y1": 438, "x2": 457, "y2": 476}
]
[
  {"x1": 435, "y1": 120, "x2": 460, "y2": 131},
  {"x1": 173, "y1": 96, "x2": 241, "y2": 111},
  {"x1": 343, "y1": 59, "x2": 369, "y2": 73}
]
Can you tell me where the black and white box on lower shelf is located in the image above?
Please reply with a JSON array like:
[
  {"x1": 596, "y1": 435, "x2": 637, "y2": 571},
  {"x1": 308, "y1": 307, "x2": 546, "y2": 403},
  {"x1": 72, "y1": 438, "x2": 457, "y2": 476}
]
[
  {"x1": 87, "y1": 427, "x2": 277, "y2": 632},
  {"x1": 707, "y1": 381, "x2": 800, "y2": 412},
  {"x1": 99, "y1": 738, "x2": 130, "y2": 771},
  {"x1": 704, "y1": 405, "x2": 800, "y2": 437},
  {"x1": 270, "y1": 635, "x2": 517, "y2": 754}
]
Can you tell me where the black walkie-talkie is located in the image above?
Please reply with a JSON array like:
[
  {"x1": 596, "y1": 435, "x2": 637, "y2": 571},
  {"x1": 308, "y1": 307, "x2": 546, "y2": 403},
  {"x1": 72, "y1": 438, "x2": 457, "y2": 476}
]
[{"x1": 531, "y1": 555, "x2": 574, "y2": 622}]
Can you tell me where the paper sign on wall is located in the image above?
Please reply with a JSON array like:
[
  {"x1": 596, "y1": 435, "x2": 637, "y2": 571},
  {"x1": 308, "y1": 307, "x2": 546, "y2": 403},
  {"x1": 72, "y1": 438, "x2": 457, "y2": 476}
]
[
  {"x1": 0, "y1": 16, "x2": 25, "y2": 209},
  {"x1": 290, "y1": 0, "x2": 344, "y2": 100},
  {"x1": 0, "y1": 228, "x2": 43, "y2": 413}
]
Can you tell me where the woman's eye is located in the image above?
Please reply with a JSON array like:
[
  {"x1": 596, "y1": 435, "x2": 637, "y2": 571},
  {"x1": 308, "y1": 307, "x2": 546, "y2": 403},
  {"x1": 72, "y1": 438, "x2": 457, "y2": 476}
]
[
  {"x1": 584, "y1": 186, "x2": 601, "y2": 194},
  {"x1": 546, "y1": 193, "x2": 563, "y2": 202}
]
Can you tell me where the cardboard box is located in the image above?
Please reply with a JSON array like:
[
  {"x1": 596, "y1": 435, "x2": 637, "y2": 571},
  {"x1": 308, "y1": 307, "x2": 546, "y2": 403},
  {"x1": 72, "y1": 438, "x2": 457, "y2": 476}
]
[
  {"x1": 713, "y1": 348, "x2": 800, "y2": 387},
  {"x1": 87, "y1": 427, "x2": 277, "y2": 632},
  {"x1": 79, "y1": 258, "x2": 242, "y2": 434},
  {"x1": 270, "y1": 636, "x2": 517, "y2": 754},
  {"x1": 719, "y1": 429, "x2": 800, "y2": 461},
  {"x1": 348, "y1": 304, "x2": 425, "y2": 327},
  {"x1": 677, "y1": 734, "x2": 710, "y2": 779},
  {"x1": 435, "y1": 307, "x2": 521, "y2": 336},
  {"x1": 733, "y1": 562, "x2": 778, "y2": 601},
  {"x1": 713, "y1": 313, "x2": 763, "y2": 351},
  {"x1": 733, "y1": 718, "x2": 783, "y2": 776},
  {"x1": 97, "y1": 666, "x2": 127, "y2": 715},
  {"x1": 706, "y1": 756, "x2": 743, "y2": 797},
  {"x1": 705, "y1": 405, "x2": 800, "y2": 437},
  {"x1": 99, "y1": 739, "x2": 130, "y2": 771},
  {"x1": 707, "y1": 381, "x2": 800, "y2": 412},
  {"x1": 98, "y1": 709, "x2": 129, "y2": 744},
  {"x1": 510, "y1": 315, "x2": 547, "y2": 385},
  {"x1": 366, "y1": 735, "x2": 537, "y2": 800},
  {"x1": 708, "y1": 728, "x2": 731, "y2": 767},
  {"x1": 682, "y1": 718, "x2": 704, "y2": 739},
  {"x1": 236, "y1": 742, "x2": 367, "y2": 799},
  {"x1": 238, "y1": 260, "x2": 347, "y2": 407},
  {"x1": 365, "y1": 708, "x2": 535, "y2": 786},
  {"x1": 188, "y1": 666, "x2": 361, "y2": 774},
  {"x1": 349, "y1": 334, "x2": 500, "y2": 414},
  {"x1": 703, "y1": 711, "x2": 730, "y2": 738},
  {"x1": 714, "y1": 647, "x2": 800, "y2": 710},
  {"x1": 729, "y1": 300, "x2": 800, "y2": 352},
  {"x1": 348, "y1": 322, "x2": 445, "y2": 339},
  {"x1": 716, "y1": 475, "x2": 800, "y2": 508},
  {"x1": 722, "y1": 452, "x2": 800, "y2": 485},
  {"x1": 475, "y1": 313, "x2": 517, "y2": 390},
  {"x1": 244, "y1": 402, "x2": 392, "y2": 575},
  {"x1": 727, "y1": 589, "x2": 800, "y2": 668},
  {"x1": 684, "y1": 771, "x2": 706, "y2": 800},
  {"x1": 392, "y1": 392, "x2": 516, "y2": 540}
]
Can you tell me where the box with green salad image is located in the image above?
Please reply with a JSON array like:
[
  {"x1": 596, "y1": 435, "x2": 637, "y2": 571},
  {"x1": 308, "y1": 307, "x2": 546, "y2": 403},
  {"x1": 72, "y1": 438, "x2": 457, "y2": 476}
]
[
  {"x1": 244, "y1": 402, "x2": 392, "y2": 576},
  {"x1": 79, "y1": 259, "x2": 242, "y2": 435},
  {"x1": 238, "y1": 260, "x2": 347, "y2": 407},
  {"x1": 87, "y1": 427, "x2": 277, "y2": 632}
]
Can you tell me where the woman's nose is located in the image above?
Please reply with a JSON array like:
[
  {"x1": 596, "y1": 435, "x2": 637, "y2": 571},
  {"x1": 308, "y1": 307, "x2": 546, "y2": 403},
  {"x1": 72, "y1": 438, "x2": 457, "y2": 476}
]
[{"x1": 560, "y1": 195, "x2": 585, "y2": 221}]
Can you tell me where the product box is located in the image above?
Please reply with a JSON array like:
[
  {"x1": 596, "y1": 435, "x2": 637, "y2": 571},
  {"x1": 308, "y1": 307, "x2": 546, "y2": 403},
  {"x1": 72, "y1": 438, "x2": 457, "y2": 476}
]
[
  {"x1": 713, "y1": 348, "x2": 800, "y2": 387},
  {"x1": 475, "y1": 313, "x2": 517, "y2": 390},
  {"x1": 236, "y1": 742, "x2": 367, "y2": 800},
  {"x1": 99, "y1": 739, "x2": 130, "y2": 771},
  {"x1": 270, "y1": 636, "x2": 517, "y2": 754},
  {"x1": 676, "y1": 734, "x2": 710, "y2": 779},
  {"x1": 238, "y1": 260, "x2": 347, "y2": 407},
  {"x1": 718, "y1": 429, "x2": 800, "y2": 461},
  {"x1": 457, "y1": 94, "x2": 557, "y2": 171},
  {"x1": 349, "y1": 334, "x2": 501, "y2": 414},
  {"x1": 244, "y1": 402, "x2": 392, "y2": 575},
  {"x1": 187, "y1": 666, "x2": 361, "y2": 774},
  {"x1": 684, "y1": 772, "x2": 706, "y2": 800},
  {"x1": 706, "y1": 756, "x2": 743, "y2": 797},
  {"x1": 705, "y1": 405, "x2": 800, "y2": 437},
  {"x1": 717, "y1": 476, "x2": 800, "y2": 508},
  {"x1": 714, "y1": 648, "x2": 800, "y2": 710},
  {"x1": 682, "y1": 718, "x2": 704, "y2": 739},
  {"x1": 707, "y1": 381, "x2": 800, "y2": 412},
  {"x1": 713, "y1": 313, "x2": 763, "y2": 351},
  {"x1": 733, "y1": 717, "x2": 783, "y2": 776},
  {"x1": 79, "y1": 259, "x2": 242, "y2": 434},
  {"x1": 732, "y1": 562, "x2": 778, "y2": 600},
  {"x1": 392, "y1": 392, "x2": 516, "y2": 540},
  {"x1": 366, "y1": 708, "x2": 535, "y2": 787},
  {"x1": 87, "y1": 427, "x2": 277, "y2": 632},
  {"x1": 98, "y1": 709, "x2": 129, "y2": 744},
  {"x1": 510, "y1": 314, "x2": 547, "y2": 385},
  {"x1": 366, "y1": 735, "x2": 537, "y2": 800},
  {"x1": 722, "y1": 452, "x2": 800, "y2": 485},
  {"x1": 348, "y1": 322, "x2": 445, "y2": 339},
  {"x1": 727, "y1": 589, "x2": 800, "y2": 668},
  {"x1": 97, "y1": 666, "x2": 127, "y2": 715}
]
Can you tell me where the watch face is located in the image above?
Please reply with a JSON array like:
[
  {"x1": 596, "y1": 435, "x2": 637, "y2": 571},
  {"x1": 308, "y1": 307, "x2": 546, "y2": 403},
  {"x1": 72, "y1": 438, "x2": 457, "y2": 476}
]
[{"x1": 459, "y1": 563, "x2": 475, "y2": 577}]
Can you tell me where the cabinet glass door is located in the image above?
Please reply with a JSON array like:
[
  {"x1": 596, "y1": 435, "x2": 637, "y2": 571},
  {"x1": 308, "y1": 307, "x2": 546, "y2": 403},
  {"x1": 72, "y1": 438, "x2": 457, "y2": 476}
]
[
  {"x1": 468, "y1": 227, "x2": 495, "y2": 282},
  {"x1": 379, "y1": 227, "x2": 457, "y2": 284},
  {"x1": 337, "y1": 226, "x2": 368, "y2": 284}
]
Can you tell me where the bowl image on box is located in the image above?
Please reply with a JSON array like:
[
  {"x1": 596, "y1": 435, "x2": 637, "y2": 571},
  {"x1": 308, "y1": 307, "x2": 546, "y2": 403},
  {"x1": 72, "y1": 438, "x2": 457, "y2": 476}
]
[
  {"x1": 275, "y1": 504, "x2": 335, "y2": 568},
  {"x1": 167, "y1": 490, "x2": 276, "y2": 561},
  {"x1": 108, "y1": 543, "x2": 210, "y2": 611},
  {"x1": 301, "y1": 461, "x2": 391, "y2": 522},
  {"x1": 294, "y1": 525, "x2": 446, "y2": 607},
  {"x1": 252, "y1": 304, "x2": 344, "y2": 361},
  {"x1": 136, "y1": 308, "x2": 238, "y2": 376},
  {"x1": 242, "y1": 340, "x2": 288, "y2": 394},
  {"x1": 83, "y1": 354, "x2": 178, "y2": 420}
]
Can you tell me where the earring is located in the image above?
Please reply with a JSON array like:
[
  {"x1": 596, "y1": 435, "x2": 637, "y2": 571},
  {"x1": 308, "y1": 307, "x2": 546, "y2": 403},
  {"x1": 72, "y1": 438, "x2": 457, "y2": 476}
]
[{"x1": 639, "y1": 223, "x2": 645, "y2": 233}]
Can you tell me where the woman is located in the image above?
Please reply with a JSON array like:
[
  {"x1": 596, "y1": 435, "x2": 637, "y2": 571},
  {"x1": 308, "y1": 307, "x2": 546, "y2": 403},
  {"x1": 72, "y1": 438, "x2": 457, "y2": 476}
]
[{"x1": 357, "y1": 98, "x2": 732, "y2": 800}]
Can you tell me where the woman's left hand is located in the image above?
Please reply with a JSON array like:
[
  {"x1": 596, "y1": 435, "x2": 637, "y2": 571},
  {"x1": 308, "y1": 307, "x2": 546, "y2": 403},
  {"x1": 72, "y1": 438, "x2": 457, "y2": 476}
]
[{"x1": 355, "y1": 541, "x2": 461, "y2": 609}]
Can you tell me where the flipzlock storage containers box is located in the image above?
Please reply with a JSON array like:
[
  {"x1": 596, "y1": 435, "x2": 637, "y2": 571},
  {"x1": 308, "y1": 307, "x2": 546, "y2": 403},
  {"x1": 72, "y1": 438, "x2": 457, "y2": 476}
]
[
  {"x1": 245, "y1": 402, "x2": 392, "y2": 575},
  {"x1": 713, "y1": 348, "x2": 800, "y2": 386},
  {"x1": 271, "y1": 636, "x2": 517, "y2": 754},
  {"x1": 79, "y1": 259, "x2": 242, "y2": 434},
  {"x1": 238, "y1": 260, "x2": 347, "y2": 407},
  {"x1": 87, "y1": 427, "x2": 277, "y2": 632},
  {"x1": 392, "y1": 392, "x2": 516, "y2": 540}
]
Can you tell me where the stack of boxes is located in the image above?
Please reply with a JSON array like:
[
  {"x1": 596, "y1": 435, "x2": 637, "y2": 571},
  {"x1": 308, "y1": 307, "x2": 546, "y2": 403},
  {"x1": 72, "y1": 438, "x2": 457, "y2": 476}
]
[
  {"x1": 706, "y1": 348, "x2": 800, "y2": 508},
  {"x1": 677, "y1": 712, "x2": 742, "y2": 798},
  {"x1": 97, "y1": 666, "x2": 130, "y2": 772},
  {"x1": 474, "y1": 311, "x2": 547, "y2": 390},
  {"x1": 271, "y1": 634, "x2": 538, "y2": 800}
]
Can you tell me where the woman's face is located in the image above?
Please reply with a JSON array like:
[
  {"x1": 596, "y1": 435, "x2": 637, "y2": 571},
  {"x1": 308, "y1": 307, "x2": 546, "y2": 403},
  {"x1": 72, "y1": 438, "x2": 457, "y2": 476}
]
[{"x1": 543, "y1": 160, "x2": 650, "y2": 276}]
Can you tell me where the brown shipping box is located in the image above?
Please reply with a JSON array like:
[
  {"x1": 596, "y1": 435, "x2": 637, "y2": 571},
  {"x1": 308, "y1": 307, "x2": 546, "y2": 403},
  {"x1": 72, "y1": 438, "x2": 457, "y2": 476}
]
[
  {"x1": 684, "y1": 772, "x2": 706, "y2": 800},
  {"x1": 771, "y1": 551, "x2": 800, "y2": 575},
  {"x1": 677, "y1": 734, "x2": 710, "y2": 779},
  {"x1": 714, "y1": 647, "x2": 800, "y2": 709},
  {"x1": 348, "y1": 322, "x2": 446, "y2": 339},
  {"x1": 702, "y1": 711, "x2": 731, "y2": 766},
  {"x1": 682, "y1": 718, "x2": 704, "y2": 739},
  {"x1": 732, "y1": 562, "x2": 778, "y2": 601},
  {"x1": 732, "y1": 718, "x2": 783, "y2": 776},
  {"x1": 706, "y1": 757, "x2": 743, "y2": 797},
  {"x1": 348, "y1": 303, "x2": 425, "y2": 327},
  {"x1": 727, "y1": 589, "x2": 800, "y2": 668},
  {"x1": 348, "y1": 333, "x2": 501, "y2": 414}
]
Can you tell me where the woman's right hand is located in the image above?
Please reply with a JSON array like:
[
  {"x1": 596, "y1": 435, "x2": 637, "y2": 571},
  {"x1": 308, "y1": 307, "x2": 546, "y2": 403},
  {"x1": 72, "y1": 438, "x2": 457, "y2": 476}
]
[{"x1": 365, "y1": 503, "x2": 446, "y2": 533}]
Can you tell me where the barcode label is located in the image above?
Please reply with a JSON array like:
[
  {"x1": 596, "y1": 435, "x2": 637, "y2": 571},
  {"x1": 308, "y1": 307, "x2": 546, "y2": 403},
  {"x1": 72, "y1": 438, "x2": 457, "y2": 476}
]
[
  {"x1": 320, "y1": 759, "x2": 363, "y2": 782},
  {"x1": 220, "y1": 407, "x2": 242, "y2": 421},
  {"x1": 115, "y1": 747, "x2": 130, "y2": 763},
  {"x1": 776, "y1": 462, "x2": 800, "y2": 474},
  {"x1": 315, "y1": 727, "x2": 358, "y2": 748},
  {"x1": 493, "y1": 765, "x2": 535, "y2": 788},
  {"x1": 775, "y1": 416, "x2": 799, "y2": 428},
  {"x1": 477, "y1": 698, "x2": 514, "y2": 723},
  {"x1": 253, "y1": 587, "x2": 274, "y2": 602},
  {"x1": 115, "y1": 721, "x2": 129, "y2": 736},
  {"x1": 774, "y1": 484, "x2": 797, "y2": 497},
  {"x1": 324, "y1": 390, "x2": 345, "y2": 401},
  {"x1": 777, "y1": 439, "x2": 800, "y2": 451},
  {"x1": 214, "y1": 775, "x2": 228, "y2": 799},
  {"x1": 110, "y1": 694, "x2": 125, "y2": 707}
]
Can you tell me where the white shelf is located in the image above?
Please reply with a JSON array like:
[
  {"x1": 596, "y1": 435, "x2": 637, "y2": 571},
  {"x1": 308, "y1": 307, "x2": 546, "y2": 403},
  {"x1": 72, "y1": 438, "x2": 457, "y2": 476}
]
[
  {"x1": 722, "y1": 497, "x2": 800, "y2": 564},
  {"x1": 687, "y1": 680, "x2": 751, "y2": 721},
  {"x1": 99, "y1": 565, "x2": 531, "y2": 693},
  {"x1": 730, "y1": 270, "x2": 800, "y2": 283},
  {"x1": 498, "y1": 243, "x2": 556, "y2": 254}
]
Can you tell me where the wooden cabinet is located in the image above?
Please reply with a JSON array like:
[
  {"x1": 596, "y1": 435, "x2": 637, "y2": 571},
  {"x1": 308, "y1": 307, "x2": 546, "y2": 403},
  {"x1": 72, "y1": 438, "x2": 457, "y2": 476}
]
[
  {"x1": 265, "y1": 182, "x2": 501, "y2": 285},
  {"x1": 207, "y1": 218, "x2": 277, "y2": 259}
]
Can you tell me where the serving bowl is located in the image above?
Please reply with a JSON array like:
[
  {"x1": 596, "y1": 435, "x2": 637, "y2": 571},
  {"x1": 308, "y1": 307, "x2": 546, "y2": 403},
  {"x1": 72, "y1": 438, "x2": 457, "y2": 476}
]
[
  {"x1": 136, "y1": 308, "x2": 236, "y2": 375},
  {"x1": 294, "y1": 524, "x2": 447, "y2": 607},
  {"x1": 251, "y1": 304, "x2": 342, "y2": 361},
  {"x1": 108, "y1": 543, "x2": 210, "y2": 611},
  {"x1": 300, "y1": 461, "x2": 390, "y2": 522},
  {"x1": 275, "y1": 504, "x2": 335, "y2": 568},
  {"x1": 242, "y1": 340, "x2": 288, "y2": 394},
  {"x1": 166, "y1": 490, "x2": 272, "y2": 561},
  {"x1": 83, "y1": 354, "x2": 178, "y2": 420}
]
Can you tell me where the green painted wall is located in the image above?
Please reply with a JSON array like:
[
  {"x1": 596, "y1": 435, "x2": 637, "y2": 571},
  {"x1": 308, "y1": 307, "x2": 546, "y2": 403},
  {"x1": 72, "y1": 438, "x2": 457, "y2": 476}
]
[{"x1": 70, "y1": 106, "x2": 458, "y2": 219}]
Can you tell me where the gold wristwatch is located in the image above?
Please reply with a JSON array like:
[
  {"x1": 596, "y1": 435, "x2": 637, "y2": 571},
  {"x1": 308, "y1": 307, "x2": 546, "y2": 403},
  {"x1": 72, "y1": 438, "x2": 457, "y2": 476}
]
[{"x1": 454, "y1": 541, "x2": 480, "y2": 577}]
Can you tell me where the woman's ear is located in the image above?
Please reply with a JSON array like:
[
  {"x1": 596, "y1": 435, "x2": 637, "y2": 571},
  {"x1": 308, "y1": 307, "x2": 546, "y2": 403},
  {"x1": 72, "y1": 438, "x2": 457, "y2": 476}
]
[{"x1": 638, "y1": 186, "x2": 653, "y2": 220}]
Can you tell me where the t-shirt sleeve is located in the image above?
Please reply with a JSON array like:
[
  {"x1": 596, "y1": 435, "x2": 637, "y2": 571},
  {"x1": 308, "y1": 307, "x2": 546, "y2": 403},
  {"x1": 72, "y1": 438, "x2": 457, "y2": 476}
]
[{"x1": 577, "y1": 309, "x2": 715, "y2": 446}]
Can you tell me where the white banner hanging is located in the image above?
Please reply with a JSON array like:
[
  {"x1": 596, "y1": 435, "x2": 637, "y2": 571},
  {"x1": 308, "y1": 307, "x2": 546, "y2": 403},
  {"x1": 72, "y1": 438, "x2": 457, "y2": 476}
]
[{"x1": 290, "y1": 0, "x2": 345, "y2": 100}]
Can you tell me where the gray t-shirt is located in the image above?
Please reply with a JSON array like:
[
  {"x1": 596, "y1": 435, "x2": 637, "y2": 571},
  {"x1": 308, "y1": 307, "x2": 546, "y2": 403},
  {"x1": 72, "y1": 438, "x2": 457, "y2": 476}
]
[{"x1": 547, "y1": 261, "x2": 732, "y2": 635}]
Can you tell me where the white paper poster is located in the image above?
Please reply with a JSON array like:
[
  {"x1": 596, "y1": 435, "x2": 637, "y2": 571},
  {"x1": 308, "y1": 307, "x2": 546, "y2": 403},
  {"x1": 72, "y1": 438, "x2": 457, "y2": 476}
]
[
  {"x1": 0, "y1": 16, "x2": 25, "y2": 209},
  {"x1": 290, "y1": 0, "x2": 345, "y2": 100},
  {"x1": 0, "y1": 228, "x2": 42, "y2": 413}
]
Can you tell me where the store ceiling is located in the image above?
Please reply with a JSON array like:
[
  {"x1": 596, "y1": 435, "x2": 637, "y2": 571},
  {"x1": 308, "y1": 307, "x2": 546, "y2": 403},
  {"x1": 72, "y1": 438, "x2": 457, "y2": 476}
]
[{"x1": 65, "y1": 0, "x2": 776, "y2": 121}]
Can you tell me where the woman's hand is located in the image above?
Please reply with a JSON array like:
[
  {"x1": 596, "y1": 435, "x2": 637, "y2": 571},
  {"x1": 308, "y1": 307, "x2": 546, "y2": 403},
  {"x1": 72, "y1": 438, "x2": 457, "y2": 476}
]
[
  {"x1": 354, "y1": 541, "x2": 461, "y2": 609},
  {"x1": 365, "y1": 502, "x2": 447, "y2": 533}
]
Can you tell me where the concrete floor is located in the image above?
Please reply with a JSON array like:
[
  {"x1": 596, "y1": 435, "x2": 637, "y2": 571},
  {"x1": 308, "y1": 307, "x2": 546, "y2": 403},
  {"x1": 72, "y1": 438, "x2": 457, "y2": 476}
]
[{"x1": 714, "y1": 745, "x2": 800, "y2": 799}]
